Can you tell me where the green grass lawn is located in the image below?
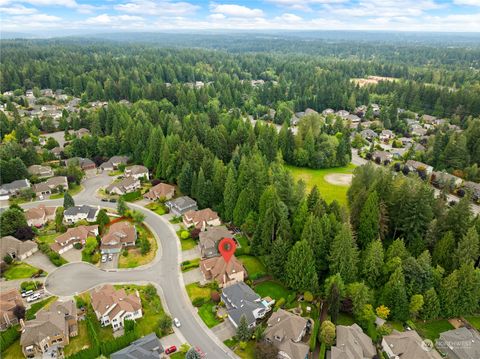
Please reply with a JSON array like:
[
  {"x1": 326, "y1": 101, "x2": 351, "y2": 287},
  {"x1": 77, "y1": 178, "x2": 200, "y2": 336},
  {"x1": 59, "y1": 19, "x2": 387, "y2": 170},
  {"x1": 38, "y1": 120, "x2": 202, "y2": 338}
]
[
  {"x1": 1, "y1": 338, "x2": 23, "y2": 359},
  {"x1": 181, "y1": 258, "x2": 200, "y2": 272},
  {"x1": 337, "y1": 313, "x2": 356, "y2": 326},
  {"x1": 388, "y1": 320, "x2": 405, "y2": 332},
  {"x1": 238, "y1": 255, "x2": 267, "y2": 280},
  {"x1": 234, "y1": 340, "x2": 256, "y2": 359},
  {"x1": 198, "y1": 302, "x2": 221, "y2": 328},
  {"x1": 170, "y1": 352, "x2": 185, "y2": 359},
  {"x1": 464, "y1": 316, "x2": 480, "y2": 330},
  {"x1": 285, "y1": 164, "x2": 356, "y2": 205},
  {"x1": 176, "y1": 229, "x2": 197, "y2": 251},
  {"x1": 235, "y1": 235, "x2": 250, "y2": 248},
  {"x1": 118, "y1": 224, "x2": 157, "y2": 268},
  {"x1": 26, "y1": 296, "x2": 58, "y2": 320},
  {"x1": 185, "y1": 283, "x2": 212, "y2": 302},
  {"x1": 36, "y1": 232, "x2": 58, "y2": 244},
  {"x1": 415, "y1": 319, "x2": 454, "y2": 341},
  {"x1": 50, "y1": 184, "x2": 83, "y2": 199},
  {"x1": 145, "y1": 202, "x2": 167, "y2": 215},
  {"x1": 3, "y1": 262, "x2": 41, "y2": 280},
  {"x1": 254, "y1": 281, "x2": 293, "y2": 301},
  {"x1": 64, "y1": 321, "x2": 90, "y2": 356},
  {"x1": 122, "y1": 190, "x2": 142, "y2": 202}
]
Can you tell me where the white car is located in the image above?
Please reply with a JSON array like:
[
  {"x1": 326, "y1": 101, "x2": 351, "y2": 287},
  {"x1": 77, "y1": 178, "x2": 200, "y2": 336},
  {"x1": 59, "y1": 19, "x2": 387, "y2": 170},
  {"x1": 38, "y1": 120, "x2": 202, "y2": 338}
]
[
  {"x1": 101, "y1": 255, "x2": 107, "y2": 263},
  {"x1": 22, "y1": 290, "x2": 34, "y2": 298},
  {"x1": 173, "y1": 318, "x2": 181, "y2": 328},
  {"x1": 27, "y1": 293, "x2": 41, "y2": 302},
  {"x1": 108, "y1": 254, "x2": 113, "y2": 261}
]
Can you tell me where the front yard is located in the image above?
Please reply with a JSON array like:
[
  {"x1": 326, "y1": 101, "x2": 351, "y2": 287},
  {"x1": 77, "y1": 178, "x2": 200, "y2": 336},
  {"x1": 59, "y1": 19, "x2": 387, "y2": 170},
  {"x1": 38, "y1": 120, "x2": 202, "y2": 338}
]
[
  {"x1": 185, "y1": 282, "x2": 223, "y2": 328},
  {"x1": 224, "y1": 339, "x2": 256, "y2": 359},
  {"x1": 237, "y1": 255, "x2": 267, "y2": 280},
  {"x1": 118, "y1": 224, "x2": 157, "y2": 268},
  {"x1": 3, "y1": 262, "x2": 42, "y2": 280},
  {"x1": 50, "y1": 184, "x2": 83, "y2": 199},
  {"x1": 144, "y1": 201, "x2": 167, "y2": 216},
  {"x1": 177, "y1": 228, "x2": 197, "y2": 251}
]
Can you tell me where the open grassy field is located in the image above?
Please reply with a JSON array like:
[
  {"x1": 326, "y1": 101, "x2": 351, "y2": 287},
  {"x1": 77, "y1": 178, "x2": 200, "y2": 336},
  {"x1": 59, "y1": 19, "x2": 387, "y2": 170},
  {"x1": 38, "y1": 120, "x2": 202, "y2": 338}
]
[
  {"x1": 3, "y1": 262, "x2": 41, "y2": 280},
  {"x1": 285, "y1": 164, "x2": 356, "y2": 206},
  {"x1": 198, "y1": 302, "x2": 221, "y2": 328}
]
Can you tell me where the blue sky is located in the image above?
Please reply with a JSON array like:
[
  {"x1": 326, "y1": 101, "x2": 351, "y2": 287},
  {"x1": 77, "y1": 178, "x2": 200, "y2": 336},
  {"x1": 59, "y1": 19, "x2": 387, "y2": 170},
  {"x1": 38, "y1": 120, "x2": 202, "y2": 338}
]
[{"x1": 1, "y1": 0, "x2": 480, "y2": 35}]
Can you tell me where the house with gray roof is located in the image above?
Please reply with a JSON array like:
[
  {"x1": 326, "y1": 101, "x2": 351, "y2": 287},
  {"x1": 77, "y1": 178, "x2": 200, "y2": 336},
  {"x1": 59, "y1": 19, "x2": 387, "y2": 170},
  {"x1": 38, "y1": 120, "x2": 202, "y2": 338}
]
[
  {"x1": 406, "y1": 160, "x2": 434, "y2": 175},
  {"x1": 111, "y1": 333, "x2": 163, "y2": 359},
  {"x1": 436, "y1": 327, "x2": 480, "y2": 359},
  {"x1": 0, "y1": 179, "x2": 31, "y2": 200},
  {"x1": 99, "y1": 156, "x2": 129, "y2": 172},
  {"x1": 265, "y1": 309, "x2": 310, "y2": 359},
  {"x1": 463, "y1": 181, "x2": 480, "y2": 202},
  {"x1": 330, "y1": 324, "x2": 376, "y2": 359},
  {"x1": 360, "y1": 129, "x2": 378, "y2": 141},
  {"x1": 65, "y1": 157, "x2": 96, "y2": 170},
  {"x1": 63, "y1": 205, "x2": 99, "y2": 224},
  {"x1": 382, "y1": 330, "x2": 442, "y2": 359},
  {"x1": 166, "y1": 196, "x2": 198, "y2": 216},
  {"x1": 32, "y1": 176, "x2": 68, "y2": 197},
  {"x1": 106, "y1": 176, "x2": 140, "y2": 196},
  {"x1": 27, "y1": 165, "x2": 54, "y2": 178},
  {"x1": 221, "y1": 282, "x2": 272, "y2": 328}
]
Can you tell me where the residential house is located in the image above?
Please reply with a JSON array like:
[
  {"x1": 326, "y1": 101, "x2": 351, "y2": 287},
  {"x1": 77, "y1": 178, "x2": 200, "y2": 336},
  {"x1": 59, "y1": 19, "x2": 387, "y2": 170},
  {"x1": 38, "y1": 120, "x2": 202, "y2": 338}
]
[
  {"x1": 0, "y1": 236, "x2": 38, "y2": 261},
  {"x1": 99, "y1": 156, "x2": 129, "y2": 172},
  {"x1": 264, "y1": 309, "x2": 310, "y2": 359},
  {"x1": 25, "y1": 205, "x2": 56, "y2": 227},
  {"x1": 183, "y1": 208, "x2": 221, "y2": 230},
  {"x1": 422, "y1": 114, "x2": 437, "y2": 124},
  {"x1": 50, "y1": 225, "x2": 98, "y2": 254},
  {"x1": 0, "y1": 289, "x2": 24, "y2": 331},
  {"x1": 200, "y1": 255, "x2": 246, "y2": 288},
  {"x1": 382, "y1": 330, "x2": 442, "y2": 359},
  {"x1": 464, "y1": 181, "x2": 480, "y2": 202},
  {"x1": 143, "y1": 182, "x2": 175, "y2": 201},
  {"x1": 431, "y1": 171, "x2": 463, "y2": 190},
  {"x1": 124, "y1": 165, "x2": 149, "y2": 180},
  {"x1": 100, "y1": 221, "x2": 137, "y2": 254},
  {"x1": 380, "y1": 129, "x2": 394, "y2": 141},
  {"x1": 346, "y1": 114, "x2": 361, "y2": 124},
  {"x1": 65, "y1": 157, "x2": 96, "y2": 170},
  {"x1": 27, "y1": 165, "x2": 53, "y2": 178},
  {"x1": 32, "y1": 176, "x2": 68, "y2": 197},
  {"x1": 399, "y1": 137, "x2": 413, "y2": 147},
  {"x1": 436, "y1": 327, "x2": 480, "y2": 359},
  {"x1": 290, "y1": 115, "x2": 300, "y2": 126},
  {"x1": 405, "y1": 160, "x2": 434, "y2": 176},
  {"x1": 0, "y1": 179, "x2": 31, "y2": 200},
  {"x1": 111, "y1": 333, "x2": 164, "y2": 359},
  {"x1": 330, "y1": 324, "x2": 376, "y2": 359},
  {"x1": 198, "y1": 226, "x2": 232, "y2": 258},
  {"x1": 360, "y1": 129, "x2": 378, "y2": 141},
  {"x1": 372, "y1": 151, "x2": 393, "y2": 165},
  {"x1": 221, "y1": 282, "x2": 273, "y2": 328},
  {"x1": 90, "y1": 284, "x2": 143, "y2": 331},
  {"x1": 63, "y1": 205, "x2": 99, "y2": 224},
  {"x1": 413, "y1": 143, "x2": 426, "y2": 152},
  {"x1": 105, "y1": 177, "x2": 140, "y2": 196},
  {"x1": 166, "y1": 196, "x2": 198, "y2": 216},
  {"x1": 20, "y1": 299, "x2": 78, "y2": 358},
  {"x1": 411, "y1": 125, "x2": 428, "y2": 137}
]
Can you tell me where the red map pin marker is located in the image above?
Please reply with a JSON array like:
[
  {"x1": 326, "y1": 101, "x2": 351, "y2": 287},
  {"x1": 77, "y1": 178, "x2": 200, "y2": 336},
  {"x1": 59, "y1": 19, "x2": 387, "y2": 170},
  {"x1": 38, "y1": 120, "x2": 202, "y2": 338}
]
[{"x1": 218, "y1": 237, "x2": 236, "y2": 263}]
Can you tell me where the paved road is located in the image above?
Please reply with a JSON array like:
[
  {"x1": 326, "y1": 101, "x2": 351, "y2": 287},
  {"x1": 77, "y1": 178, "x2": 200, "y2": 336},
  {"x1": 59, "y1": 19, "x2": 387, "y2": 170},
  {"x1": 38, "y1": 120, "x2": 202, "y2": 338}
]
[
  {"x1": 9, "y1": 173, "x2": 237, "y2": 359},
  {"x1": 351, "y1": 149, "x2": 480, "y2": 215}
]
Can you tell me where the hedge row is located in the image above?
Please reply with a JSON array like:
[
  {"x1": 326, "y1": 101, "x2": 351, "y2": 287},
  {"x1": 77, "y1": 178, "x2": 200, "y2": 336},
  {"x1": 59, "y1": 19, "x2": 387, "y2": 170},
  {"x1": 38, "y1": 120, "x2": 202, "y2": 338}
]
[{"x1": 38, "y1": 242, "x2": 67, "y2": 267}]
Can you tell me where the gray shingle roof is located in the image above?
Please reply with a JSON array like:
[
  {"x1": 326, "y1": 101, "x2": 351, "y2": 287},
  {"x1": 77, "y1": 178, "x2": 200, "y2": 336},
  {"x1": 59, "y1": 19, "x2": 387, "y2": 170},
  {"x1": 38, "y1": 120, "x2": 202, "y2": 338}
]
[
  {"x1": 221, "y1": 282, "x2": 265, "y2": 327},
  {"x1": 111, "y1": 333, "x2": 163, "y2": 359}
]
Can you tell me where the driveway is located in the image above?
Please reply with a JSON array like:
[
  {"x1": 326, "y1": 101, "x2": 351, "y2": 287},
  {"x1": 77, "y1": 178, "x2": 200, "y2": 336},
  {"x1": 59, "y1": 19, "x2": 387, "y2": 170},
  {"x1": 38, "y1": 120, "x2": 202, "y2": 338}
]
[
  {"x1": 24, "y1": 251, "x2": 57, "y2": 273},
  {"x1": 61, "y1": 248, "x2": 82, "y2": 263},
  {"x1": 181, "y1": 247, "x2": 200, "y2": 261},
  {"x1": 100, "y1": 253, "x2": 119, "y2": 270},
  {"x1": 159, "y1": 332, "x2": 184, "y2": 353},
  {"x1": 211, "y1": 321, "x2": 236, "y2": 341},
  {"x1": 182, "y1": 268, "x2": 204, "y2": 285}
]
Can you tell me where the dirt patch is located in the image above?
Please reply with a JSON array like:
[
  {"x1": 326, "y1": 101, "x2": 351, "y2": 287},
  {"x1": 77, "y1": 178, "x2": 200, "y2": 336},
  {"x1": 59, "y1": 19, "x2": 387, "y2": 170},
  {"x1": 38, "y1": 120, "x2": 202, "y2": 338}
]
[
  {"x1": 324, "y1": 173, "x2": 353, "y2": 186},
  {"x1": 448, "y1": 318, "x2": 463, "y2": 329}
]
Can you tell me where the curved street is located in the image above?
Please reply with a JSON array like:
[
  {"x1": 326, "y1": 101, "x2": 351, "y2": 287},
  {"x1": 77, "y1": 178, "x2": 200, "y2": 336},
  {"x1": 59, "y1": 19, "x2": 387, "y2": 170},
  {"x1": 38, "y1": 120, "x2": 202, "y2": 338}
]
[{"x1": 17, "y1": 173, "x2": 237, "y2": 359}]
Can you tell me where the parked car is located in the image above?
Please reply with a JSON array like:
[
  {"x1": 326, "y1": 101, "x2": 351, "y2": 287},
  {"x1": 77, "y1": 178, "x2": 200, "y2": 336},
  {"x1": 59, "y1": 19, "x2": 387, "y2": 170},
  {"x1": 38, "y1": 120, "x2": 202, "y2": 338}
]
[
  {"x1": 109, "y1": 198, "x2": 117, "y2": 203},
  {"x1": 108, "y1": 254, "x2": 113, "y2": 261},
  {"x1": 173, "y1": 318, "x2": 181, "y2": 327},
  {"x1": 101, "y1": 198, "x2": 108, "y2": 202},
  {"x1": 22, "y1": 290, "x2": 34, "y2": 298},
  {"x1": 101, "y1": 254, "x2": 107, "y2": 263},
  {"x1": 27, "y1": 293, "x2": 41, "y2": 302},
  {"x1": 165, "y1": 346, "x2": 177, "y2": 354}
]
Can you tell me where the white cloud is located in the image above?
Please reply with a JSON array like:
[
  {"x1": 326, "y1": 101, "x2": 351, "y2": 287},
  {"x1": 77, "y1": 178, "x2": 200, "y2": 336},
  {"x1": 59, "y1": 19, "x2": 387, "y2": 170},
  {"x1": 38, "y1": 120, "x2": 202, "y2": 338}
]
[
  {"x1": 267, "y1": 0, "x2": 348, "y2": 11},
  {"x1": 84, "y1": 13, "x2": 144, "y2": 25},
  {"x1": 115, "y1": 0, "x2": 199, "y2": 16},
  {"x1": 210, "y1": 3, "x2": 264, "y2": 17},
  {"x1": 0, "y1": 4, "x2": 37, "y2": 14},
  {"x1": 2, "y1": 0, "x2": 103, "y2": 13},
  {"x1": 275, "y1": 13, "x2": 303, "y2": 22},
  {"x1": 208, "y1": 13, "x2": 226, "y2": 20},
  {"x1": 453, "y1": 0, "x2": 480, "y2": 6}
]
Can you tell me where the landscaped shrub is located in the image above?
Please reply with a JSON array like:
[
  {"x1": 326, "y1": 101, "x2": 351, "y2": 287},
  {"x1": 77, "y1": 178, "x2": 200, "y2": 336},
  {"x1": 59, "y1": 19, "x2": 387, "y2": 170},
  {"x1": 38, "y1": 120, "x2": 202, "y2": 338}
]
[
  {"x1": 100, "y1": 331, "x2": 140, "y2": 356},
  {"x1": 180, "y1": 230, "x2": 190, "y2": 240},
  {"x1": 286, "y1": 293, "x2": 296, "y2": 304},
  {"x1": 66, "y1": 346, "x2": 101, "y2": 359},
  {"x1": 73, "y1": 242, "x2": 82, "y2": 250},
  {"x1": 310, "y1": 320, "x2": 320, "y2": 351},
  {"x1": 122, "y1": 249, "x2": 128, "y2": 257},
  {"x1": 275, "y1": 297, "x2": 286, "y2": 309},
  {"x1": 304, "y1": 291, "x2": 314, "y2": 302},
  {"x1": 75, "y1": 296, "x2": 86, "y2": 309},
  {"x1": 21, "y1": 280, "x2": 41, "y2": 291},
  {"x1": 38, "y1": 242, "x2": 67, "y2": 266},
  {"x1": 211, "y1": 291, "x2": 220, "y2": 303},
  {"x1": 192, "y1": 297, "x2": 206, "y2": 307}
]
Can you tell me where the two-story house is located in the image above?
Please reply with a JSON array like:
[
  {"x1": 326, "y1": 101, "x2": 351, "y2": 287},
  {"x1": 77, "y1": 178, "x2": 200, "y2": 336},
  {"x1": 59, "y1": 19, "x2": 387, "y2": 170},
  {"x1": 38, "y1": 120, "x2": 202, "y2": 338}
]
[
  {"x1": 100, "y1": 221, "x2": 137, "y2": 254},
  {"x1": 50, "y1": 225, "x2": 98, "y2": 254},
  {"x1": 63, "y1": 205, "x2": 99, "y2": 224}
]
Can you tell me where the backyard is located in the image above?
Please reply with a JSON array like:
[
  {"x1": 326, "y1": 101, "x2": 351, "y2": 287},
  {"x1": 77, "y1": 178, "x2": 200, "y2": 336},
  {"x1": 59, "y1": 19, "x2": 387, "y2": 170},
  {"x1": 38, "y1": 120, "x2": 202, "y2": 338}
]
[
  {"x1": 254, "y1": 280, "x2": 293, "y2": 302},
  {"x1": 64, "y1": 321, "x2": 90, "y2": 356},
  {"x1": 237, "y1": 255, "x2": 267, "y2": 280},
  {"x1": 3, "y1": 262, "x2": 42, "y2": 280},
  {"x1": 118, "y1": 224, "x2": 158, "y2": 268},
  {"x1": 415, "y1": 319, "x2": 454, "y2": 341},
  {"x1": 464, "y1": 316, "x2": 480, "y2": 330},
  {"x1": 285, "y1": 164, "x2": 356, "y2": 205}
]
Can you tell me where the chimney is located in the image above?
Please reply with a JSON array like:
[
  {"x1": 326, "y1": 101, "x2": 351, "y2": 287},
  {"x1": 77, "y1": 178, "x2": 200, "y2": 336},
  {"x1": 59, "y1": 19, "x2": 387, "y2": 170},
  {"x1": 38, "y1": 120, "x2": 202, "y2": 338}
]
[{"x1": 20, "y1": 318, "x2": 26, "y2": 331}]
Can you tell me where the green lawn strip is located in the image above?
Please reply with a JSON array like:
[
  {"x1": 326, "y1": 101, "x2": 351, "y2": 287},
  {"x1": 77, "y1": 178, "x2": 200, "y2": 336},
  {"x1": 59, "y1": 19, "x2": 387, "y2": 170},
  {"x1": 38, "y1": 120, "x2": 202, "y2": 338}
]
[
  {"x1": 237, "y1": 255, "x2": 267, "y2": 280},
  {"x1": 144, "y1": 202, "x2": 167, "y2": 215},
  {"x1": 198, "y1": 302, "x2": 221, "y2": 328},
  {"x1": 181, "y1": 258, "x2": 200, "y2": 272},
  {"x1": 36, "y1": 232, "x2": 58, "y2": 244},
  {"x1": 26, "y1": 296, "x2": 58, "y2": 320},
  {"x1": 64, "y1": 320, "x2": 90, "y2": 356},
  {"x1": 50, "y1": 184, "x2": 83, "y2": 199},
  {"x1": 3, "y1": 262, "x2": 42, "y2": 280},
  {"x1": 254, "y1": 281, "x2": 293, "y2": 302},
  {"x1": 234, "y1": 340, "x2": 256, "y2": 359},
  {"x1": 1, "y1": 338, "x2": 23, "y2": 359},
  {"x1": 464, "y1": 316, "x2": 480, "y2": 330},
  {"x1": 285, "y1": 164, "x2": 356, "y2": 205},
  {"x1": 176, "y1": 229, "x2": 197, "y2": 251},
  {"x1": 415, "y1": 319, "x2": 454, "y2": 341},
  {"x1": 108, "y1": 170, "x2": 123, "y2": 176},
  {"x1": 224, "y1": 338, "x2": 238, "y2": 348}
]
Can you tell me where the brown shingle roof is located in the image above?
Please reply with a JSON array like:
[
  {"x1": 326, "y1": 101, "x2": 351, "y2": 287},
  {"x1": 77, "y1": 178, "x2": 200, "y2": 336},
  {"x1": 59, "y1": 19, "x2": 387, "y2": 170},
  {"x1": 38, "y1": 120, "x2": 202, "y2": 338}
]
[
  {"x1": 101, "y1": 221, "x2": 136, "y2": 247},
  {"x1": 144, "y1": 183, "x2": 175, "y2": 200},
  {"x1": 200, "y1": 255, "x2": 245, "y2": 286},
  {"x1": 90, "y1": 284, "x2": 142, "y2": 318},
  {"x1": 25, "y1": 205, "x2": 56, "y2": 221}
]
